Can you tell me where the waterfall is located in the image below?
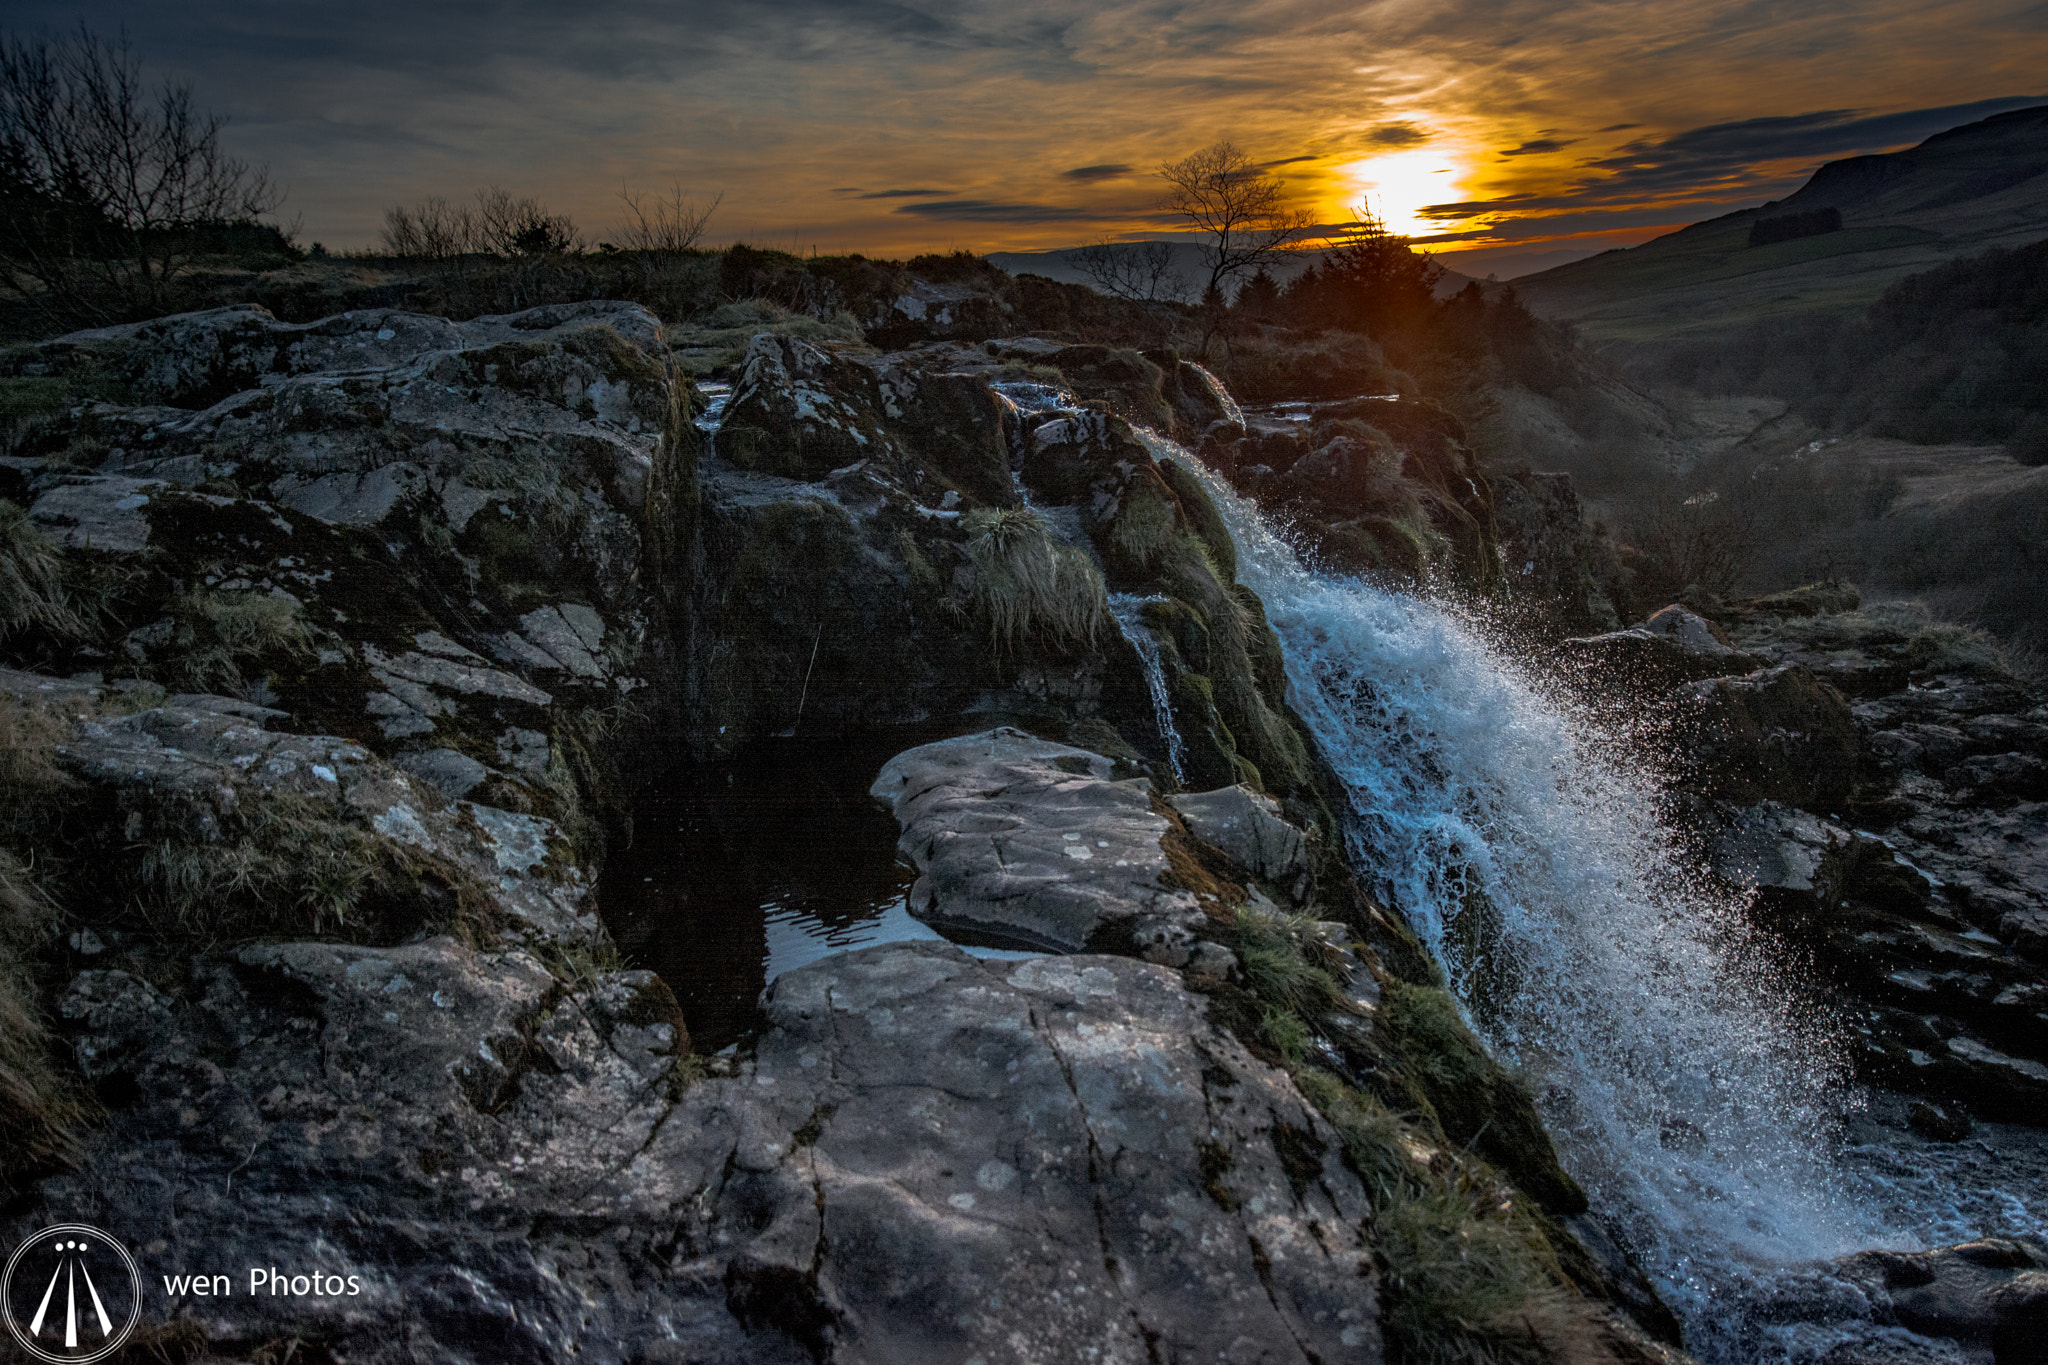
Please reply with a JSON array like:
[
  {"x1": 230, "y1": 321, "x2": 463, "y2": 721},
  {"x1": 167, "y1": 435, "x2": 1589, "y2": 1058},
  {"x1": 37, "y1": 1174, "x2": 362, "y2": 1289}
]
[
  {"x1": 1107, "y1": 593, "x2": 1187, "y2": 785},
  {"x1": 1141, "y1": 431, "x2": 1911, "y2": 1358}
]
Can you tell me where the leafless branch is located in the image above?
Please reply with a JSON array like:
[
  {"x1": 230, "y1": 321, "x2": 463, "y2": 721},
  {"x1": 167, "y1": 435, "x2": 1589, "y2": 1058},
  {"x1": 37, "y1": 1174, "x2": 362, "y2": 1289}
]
[
  {"x1": 1072, "y1": 239, "x2": 1189, "y2": 304},
  {"x1": 612, "y1": 185, "x2": 721, "y2": 254}
]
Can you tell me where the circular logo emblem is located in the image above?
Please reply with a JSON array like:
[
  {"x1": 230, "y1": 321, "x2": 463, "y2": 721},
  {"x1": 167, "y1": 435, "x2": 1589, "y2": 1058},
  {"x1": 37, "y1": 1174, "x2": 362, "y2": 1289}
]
[{"x1": 3, "y1": 1225, "x2": 140, "y2": 1363}]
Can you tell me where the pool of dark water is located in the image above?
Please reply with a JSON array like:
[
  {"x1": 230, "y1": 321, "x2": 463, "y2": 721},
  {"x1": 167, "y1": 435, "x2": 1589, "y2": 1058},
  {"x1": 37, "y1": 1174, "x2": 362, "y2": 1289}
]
[{"x1": 599, "y1": 726, "x2": 1038, "y2": 1050}]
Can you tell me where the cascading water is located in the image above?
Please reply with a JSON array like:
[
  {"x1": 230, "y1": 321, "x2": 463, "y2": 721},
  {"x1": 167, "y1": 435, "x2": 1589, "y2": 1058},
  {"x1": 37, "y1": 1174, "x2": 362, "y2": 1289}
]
[
  {"x1": 1107, "y1": 593, "x2": 1187, "y2": 784},
  {"x1": 1140, "y1": 429, "x2": 1933, "y2": 1360}
]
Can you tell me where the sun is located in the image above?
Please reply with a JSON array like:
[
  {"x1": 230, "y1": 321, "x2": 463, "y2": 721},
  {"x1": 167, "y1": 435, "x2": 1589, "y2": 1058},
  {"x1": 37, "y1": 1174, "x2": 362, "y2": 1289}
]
[{"x1": 1336, "y1": 148, "x2": 1467, "y2": 237}]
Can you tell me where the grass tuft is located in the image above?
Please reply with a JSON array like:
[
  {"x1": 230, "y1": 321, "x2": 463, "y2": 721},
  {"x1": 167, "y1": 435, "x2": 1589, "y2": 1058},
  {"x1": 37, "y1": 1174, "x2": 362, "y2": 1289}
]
[
  {"x1": 0, "y1": 500, "x2": 89, "y2": 640},
  {"x1": 963, "y1": 506, "x2": 1107, "y2": 652},
  {"x1": 1237, "y1": 904, "x2": 1347, "y2": 1018},
  {"x1": 165, "y1": 588, "x2": 313, "y2": 695},
  {"x1": 0, "y1": 851, "x2": 92, "y2": 1190}
]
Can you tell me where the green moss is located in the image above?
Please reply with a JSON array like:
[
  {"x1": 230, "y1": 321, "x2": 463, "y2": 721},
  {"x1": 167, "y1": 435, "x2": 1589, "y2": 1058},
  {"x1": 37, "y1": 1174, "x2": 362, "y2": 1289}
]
[
  {"x1": 895, "y1": 530, "x2": 942, "y2": 596},
  {"x1": 1377, "y1": 982, "x2": 1588, "y2": 1216},
  {"x1": 1158, "y1": 458, "x2": 1238, "y2": 582}
]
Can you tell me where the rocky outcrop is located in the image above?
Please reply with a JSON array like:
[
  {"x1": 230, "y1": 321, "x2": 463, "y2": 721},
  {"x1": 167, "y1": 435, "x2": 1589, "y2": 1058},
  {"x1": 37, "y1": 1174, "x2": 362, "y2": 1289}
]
[
  {"x1": 1673, "y1": 662, "x2": 1866, "y2": 812},
  {"x1": 1563, "y1": 589, "x2": 2048, "y2": 1126},
  {"x1": 1493, "y1": 469, "x2": 1634, "y2": 635},
  {"x1": 1, "y1": 299, "x2": 694, "y2": 848},
  {"x1": 1557, "y1": 606, "x2": 1762, "y2": 692},
  {"x1": 1, "y1": 301, "x2": 1684, "y2": 1364},
  {"x1": 1199, "y1": 397, "x2": 1498, "y2": 589}
]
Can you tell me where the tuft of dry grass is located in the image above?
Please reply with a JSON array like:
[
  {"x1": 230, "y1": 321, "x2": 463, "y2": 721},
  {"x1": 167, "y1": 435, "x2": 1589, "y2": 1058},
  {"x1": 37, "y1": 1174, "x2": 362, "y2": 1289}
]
[
  {"x1": 0, "y1": 499, "x2": 89, "y2": 640},
  {"x1": 164, "y1": 588, "x2": 313, "y2": 695},
  {"x1": 963, "y1": 506, "x2": 1107, "y2": 652},
  {"x1": 0, "y1": 851, "x2": 92, "y2": 1190}
]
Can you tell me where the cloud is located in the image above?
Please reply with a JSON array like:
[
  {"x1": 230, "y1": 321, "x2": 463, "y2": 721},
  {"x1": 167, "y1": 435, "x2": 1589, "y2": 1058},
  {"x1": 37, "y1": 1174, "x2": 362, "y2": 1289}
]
[
  {"x1": 1498, "y1": 138, "x2": 1578, "y2": 157},
  {"x1": 1430, "y1": 95, "x2": 2047, "y2": 221},
  {"x1": 858, "y1": 188, "x2": 954, "y2": 198},
  {"x1": 23, "y1": 0, "x2": 2048, "y2": 256},
  {"x1": 1367, "y1": 124, "x2": 1428, "y2": 146},
  {"x1": 893, "y1": 199, "x2": 1103, "y2": 223},
  {"x1": 1576, "y1": 97, "x2": 2047, "y2": 196}
]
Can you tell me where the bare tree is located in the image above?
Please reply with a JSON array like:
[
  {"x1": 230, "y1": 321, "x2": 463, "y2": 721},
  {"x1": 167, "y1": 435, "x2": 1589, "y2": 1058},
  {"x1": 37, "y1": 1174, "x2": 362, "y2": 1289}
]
[
  {"x1": 380, "y1": 196, "x2": 478, "y2": 259},
  {"x1": 1072, "y1": 239, "x2": 1188, "y2": 304},
  {"x1": 1157, "y1": 141, "x2": 1311, "y2": 354},
  {"x1": 473, "y1": 186, "x2": 577, "y2": 256},
  {"x1": 0, "y1": 25, "x2": 282, "y2": 323},
  {"x1": 381, "y1": 186, "x2": 578, "y2": 258},
  {"x1": 612, "y1": 185, "x2": 721, "y2": 254}
]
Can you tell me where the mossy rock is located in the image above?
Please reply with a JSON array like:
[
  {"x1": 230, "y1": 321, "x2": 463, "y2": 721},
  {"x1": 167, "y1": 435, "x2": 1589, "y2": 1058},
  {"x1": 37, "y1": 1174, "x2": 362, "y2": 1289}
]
[
  {"x1": 889, "y1": 370, "x2": 1016, "y2": 508},
  {"x1": 1046, "y1": 345, "x2": 1172, "y2": 431},
  {"x1": 1376, "y1": 980, "x2": 1588, "y2": 1216},
  {"x1": 1158, "y1": 458, "x2": 1237, "y2": 581}
]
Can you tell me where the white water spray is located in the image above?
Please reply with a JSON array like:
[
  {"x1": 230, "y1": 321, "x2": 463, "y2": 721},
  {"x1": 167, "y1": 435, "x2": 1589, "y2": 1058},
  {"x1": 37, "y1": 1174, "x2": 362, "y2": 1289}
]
[{"x1": 1145, "y1": 432, "x2": 1911, "y2": 1355}]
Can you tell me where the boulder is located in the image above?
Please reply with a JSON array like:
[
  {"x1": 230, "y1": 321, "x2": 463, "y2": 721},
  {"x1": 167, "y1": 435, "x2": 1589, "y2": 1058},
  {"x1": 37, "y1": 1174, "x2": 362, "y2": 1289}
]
[
  {"x1": 1673, "y1": 663, "x2": 1865, "y2": 812},
  {"x1": 870, "y1": 728, "x2": 1208, "y2": 961},
  {"x1": 1168, "y1": 784, "x2": 1315, "y2": 900},
  {"x1": 1823, "y1": 1239, "x2": 2047, "y2": 1361}
]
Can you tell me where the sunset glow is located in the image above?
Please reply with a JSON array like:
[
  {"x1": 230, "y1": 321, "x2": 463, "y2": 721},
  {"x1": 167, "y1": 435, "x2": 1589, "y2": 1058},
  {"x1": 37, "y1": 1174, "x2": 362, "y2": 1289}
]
[
  {"x1": 23, "y1": 0, "x2": 2046, "y2": 275},
  {"x1": 1336, "y1": 148, "x2": 1470, "y2": 237}
]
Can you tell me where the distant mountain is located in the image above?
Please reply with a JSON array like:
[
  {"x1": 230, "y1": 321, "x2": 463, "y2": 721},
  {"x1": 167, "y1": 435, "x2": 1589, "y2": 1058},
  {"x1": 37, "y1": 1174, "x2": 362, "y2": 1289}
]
[
  {"x1": 1512, "y1": 104, "x2": 2048, "y2": 343},
  {"x1": 987, "y1": 240, "x2": 1476, "y2": 302}
]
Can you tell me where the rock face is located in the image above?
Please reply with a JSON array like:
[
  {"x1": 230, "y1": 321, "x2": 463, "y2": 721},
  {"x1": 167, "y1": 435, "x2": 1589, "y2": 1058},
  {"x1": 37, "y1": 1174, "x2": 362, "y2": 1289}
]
[
  {"x1": 44, "y1": 933, "x2": 1382, "y2": 1364},
  {"x1": 1565, "y1": 590, "x2": 2048, "y2": 1126}
]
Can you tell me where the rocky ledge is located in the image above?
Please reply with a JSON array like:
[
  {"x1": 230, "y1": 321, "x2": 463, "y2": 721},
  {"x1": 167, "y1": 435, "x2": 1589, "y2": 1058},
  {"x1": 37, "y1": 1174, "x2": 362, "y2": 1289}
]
[{"x1": 1562, "y1": 587, "x2": 2048, "y2": 1129}]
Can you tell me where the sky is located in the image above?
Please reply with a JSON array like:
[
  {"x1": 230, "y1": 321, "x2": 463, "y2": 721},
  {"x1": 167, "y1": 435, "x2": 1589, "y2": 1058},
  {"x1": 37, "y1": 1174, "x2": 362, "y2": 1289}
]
[{"x1": 19, "y1": 1, "x2": 2048, "y2": 277}]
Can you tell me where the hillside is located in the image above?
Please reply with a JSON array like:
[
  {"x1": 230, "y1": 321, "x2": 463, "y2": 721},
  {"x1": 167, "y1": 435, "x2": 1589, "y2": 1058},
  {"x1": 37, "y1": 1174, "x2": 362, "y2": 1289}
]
[{"x1": 1514, "y1": 104, "x2": 2048, "y2": 343}]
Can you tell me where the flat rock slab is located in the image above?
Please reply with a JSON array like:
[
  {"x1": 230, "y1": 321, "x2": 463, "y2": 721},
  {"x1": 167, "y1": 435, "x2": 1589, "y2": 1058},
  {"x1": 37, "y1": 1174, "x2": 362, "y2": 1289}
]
[
  {"x1": 697, "y1": 942, "x2": 1381, "y2": 1363},
  {"x1": 31, "y1": 939, "x2": 1379, "y2": 1363},
  {"x1": 871, "y1": 727, "x2": 1205, "y2": 956}
]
